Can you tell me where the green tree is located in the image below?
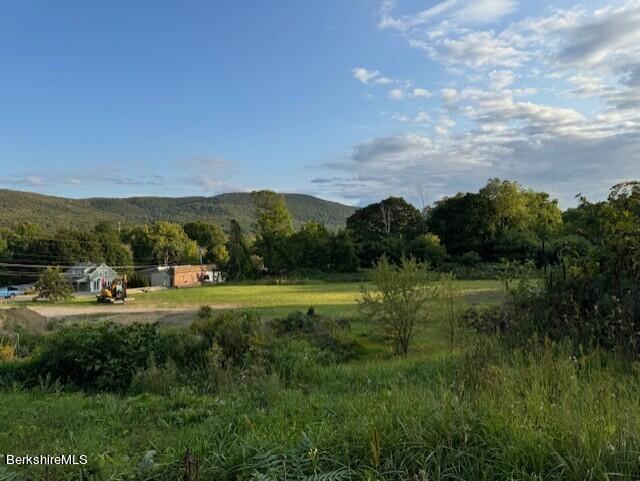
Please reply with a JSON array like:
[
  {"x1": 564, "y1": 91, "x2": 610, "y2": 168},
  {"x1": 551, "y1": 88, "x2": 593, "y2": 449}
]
[
  {"x1": 347, "y1": 196, "x2": 425, "y2": 243},
  {"x1": 34, "y1": 267, "x2": 73, "y2": 302},
  {"x1": 479, "y1": 178, "x2": 530, "y2": 235},
  {"x1": 526, "y1": 192, "x2": 562, "y2": 272},
  {"x1": 359, "y1": 257, "x2": 436, "y2": 355},
  {"x1": 251, "y1": 190, "x2": 294, "y2": 273},
  {"x1": 226, "y1": 219, "x2": 254, "y2": 280},
  {"x1": 409, "y1": 233, "x2": 448, "y2": 267},
  {"x1": 427, "y1": 192, "x2": 493, "y2": 257},
  {"x1": 427, "y1": 179, "x2": 562, "y2": 263},
  {"x1": 346, "y1": 197, "x2": 424, "y2": 266},
  {"x1": 329, "y1": 230, "x2": 359, "y2": 272},
  {"x1": 126, "y1": 222, "x2": 198, "y2": 266},
  {"x1": 288, "y1": 221, "x2": 331, "y2": 271},
  {"x1": 183, "y1": 221, "x2": 230, "y2": 266}
]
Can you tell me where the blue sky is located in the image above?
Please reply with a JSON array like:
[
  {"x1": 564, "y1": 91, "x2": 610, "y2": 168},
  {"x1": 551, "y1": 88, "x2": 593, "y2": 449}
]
[{"x1": 1, "y1": 0, "x2": 639, "y2": 207}]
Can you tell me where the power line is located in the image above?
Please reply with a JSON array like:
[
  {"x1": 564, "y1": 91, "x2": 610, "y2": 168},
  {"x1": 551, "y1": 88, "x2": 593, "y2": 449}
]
[{"x1": 0, "y1": 262, "x2": 161, "y2": 269}]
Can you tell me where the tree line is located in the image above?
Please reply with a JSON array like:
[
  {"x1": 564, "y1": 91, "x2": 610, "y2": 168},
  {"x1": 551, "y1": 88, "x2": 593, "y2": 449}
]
[{"x1": 0, "y1": 178, "x2": 631, "y2": 284}]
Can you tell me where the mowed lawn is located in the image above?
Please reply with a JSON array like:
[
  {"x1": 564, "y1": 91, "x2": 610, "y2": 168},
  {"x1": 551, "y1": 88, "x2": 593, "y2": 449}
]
[{"x1": 131, "y1": 279, "x2": 502, "y2": 316}]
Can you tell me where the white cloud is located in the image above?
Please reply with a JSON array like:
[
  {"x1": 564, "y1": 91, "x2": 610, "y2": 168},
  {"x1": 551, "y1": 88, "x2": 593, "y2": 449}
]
[
  {"x1": 0, "y1": 175, "x2": 46, "y2": 187},
  {"x1": 411, "y1": 88, "x2": 432, "y2": 97},
  {"x1": 375, "y1": 76, "x2": 393, "y2": 85},
  {"x1": 388, "y1": 88, "x2": 405, "y2": 100},
  {"x1": 379, "y1": 0, "x2": 518, "y2": 31},
  {"x1": 414, "y1": 111, "x2": 431, "y2": 123},
  {"x1": 328, "y1": 1, "x2": 640, "y2": 205},
  {"x1": 431, "y1": 31, "x2": 526, "y2": 68},
  {"x1": 352, "y1": 67, "x2": 382, "y2": 84},
  {"x1": 557, "y1": 3, "x2": 640, "y2": 67},
  {"x1": 488, "y1": 70, "x2": 515, "y2": 89}
]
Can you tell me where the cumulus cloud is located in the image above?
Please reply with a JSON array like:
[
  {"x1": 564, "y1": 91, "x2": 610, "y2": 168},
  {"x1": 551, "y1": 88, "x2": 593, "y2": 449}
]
[
  {"x1": 388, "y1": 88, "x2": 405, "y2": 100},
  {"x1": 332, "y1": 1, "x2": 640, "y2": 205},
  {"x1": 411, "y1": 88, "x2": 432, "y2": 97},
  {"x1": 352, "y1": 67, "x2": 392, "y2": 85},
  {"x1": 557, "y1": 3, "x2": 640, "y2": 67}
]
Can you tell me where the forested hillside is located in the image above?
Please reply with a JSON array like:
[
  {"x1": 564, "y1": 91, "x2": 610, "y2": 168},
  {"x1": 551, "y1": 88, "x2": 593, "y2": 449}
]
[{"x1": 0, "y1": 189, "x2": 356, "y2": 231}]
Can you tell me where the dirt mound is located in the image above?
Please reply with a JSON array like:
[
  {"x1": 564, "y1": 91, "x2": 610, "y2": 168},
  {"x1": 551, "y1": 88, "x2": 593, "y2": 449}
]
[{"x1": 0, "y1": 307, "x2": 49, "y2": 333}]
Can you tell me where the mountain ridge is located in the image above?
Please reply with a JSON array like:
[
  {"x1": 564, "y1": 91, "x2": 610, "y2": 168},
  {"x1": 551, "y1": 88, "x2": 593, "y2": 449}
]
[{"x1": 0, "y1": 189, "x2": 357, "y2": 232}]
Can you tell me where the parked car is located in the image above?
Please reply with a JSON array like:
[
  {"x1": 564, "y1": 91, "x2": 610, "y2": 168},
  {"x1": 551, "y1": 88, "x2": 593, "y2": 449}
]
[{"x1": 0, "y1": 286, "x2": 25, "y2": 299}]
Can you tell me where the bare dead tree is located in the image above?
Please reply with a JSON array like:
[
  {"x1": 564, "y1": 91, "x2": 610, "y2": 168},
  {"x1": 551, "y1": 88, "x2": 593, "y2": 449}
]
[{"x1": 380, "y1": 201, "x2": 392, "y2": 234}]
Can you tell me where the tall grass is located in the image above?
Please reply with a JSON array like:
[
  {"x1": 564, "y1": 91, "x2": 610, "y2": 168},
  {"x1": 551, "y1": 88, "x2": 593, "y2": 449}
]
[{"x1": 2, "y1": 338, "x2": 640, "y2": 480}]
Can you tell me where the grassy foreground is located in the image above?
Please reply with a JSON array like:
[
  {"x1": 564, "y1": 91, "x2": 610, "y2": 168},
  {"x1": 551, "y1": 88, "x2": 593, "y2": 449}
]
[
  {"x1": 2, "y1": 280, "x2": 640, "y2": 480},
  {"x1": 2, "y1": 345, "x2": 640, "y2": 480}
]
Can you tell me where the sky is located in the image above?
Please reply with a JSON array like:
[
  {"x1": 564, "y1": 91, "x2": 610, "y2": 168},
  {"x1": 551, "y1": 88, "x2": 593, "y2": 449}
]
[{"x1": 1, "y1": 0, "x2": 640, "y2": 207}]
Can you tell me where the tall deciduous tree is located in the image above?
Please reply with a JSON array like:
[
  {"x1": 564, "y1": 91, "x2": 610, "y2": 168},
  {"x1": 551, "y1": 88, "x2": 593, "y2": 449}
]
[
  {"x1": 125, "y1": 222, "x2": 198, "y2": 266},
  {"x1": 287, "y1": 221, "x2": 331, "y2": 271},
  {"x1": 346, "y1": 197, "x2": 425, "y2": 243},
  {"x1": 251, "y1": 190, "x2": 293, "y2": 273},
  {"x1": 329, "y1": 230, "x2": 360, "y2": 272},
  {"x1": 226, "y1": 219, "x2": 253, "y2": 280},
  {"x1": 183, "y1": 221, "x2": 229, "y2": 266}
]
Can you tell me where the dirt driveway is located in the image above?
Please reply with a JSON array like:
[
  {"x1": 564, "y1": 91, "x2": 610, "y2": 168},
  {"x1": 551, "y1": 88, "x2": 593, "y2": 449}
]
[
  {"x1": 20, "y1": 302, "x2": 237, "y2": 327},
  {"x1": 28, "y1": 304, "x2": 196, "y2": 318}
]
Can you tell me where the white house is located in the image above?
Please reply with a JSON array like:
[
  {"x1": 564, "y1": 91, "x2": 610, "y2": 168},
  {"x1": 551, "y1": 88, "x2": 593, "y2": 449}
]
[{"x1": 65, "y1": 263, "x2": 119, "y2": 293}]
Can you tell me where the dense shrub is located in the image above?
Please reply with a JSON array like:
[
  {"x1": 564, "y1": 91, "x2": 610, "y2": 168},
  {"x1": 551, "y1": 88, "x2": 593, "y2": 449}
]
[
  {"x1": 465, "y1": 260, "x2": 640, "y2": 356},
  {"x1": 158, "y1": 328, "x2": 209, "y2": 371},
  {"x1": 0, "y1": 307, "x2": 361, "y2": 393},
  {"x1": 130, "y1": 358, "x2": 179, "y2": 395},
  {"x1": 191, "y1": 308, "x2": 265, "y2": 367},
  {"x1": 266, "y1": 338, "x2": 327, "y2": 383},
  {"x1": 26, "y1": 323, "x2": 165, "y2": 391},
  {"x1": 266, "y1": 309, "x2": 357, "y2": 362},
  {"x1": 436, "y1": 261, "x2": 511, "y2": 280}
]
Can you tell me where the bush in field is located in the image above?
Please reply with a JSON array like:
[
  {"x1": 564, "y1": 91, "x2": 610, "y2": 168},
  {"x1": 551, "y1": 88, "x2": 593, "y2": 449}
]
[
  {"x1": 266, "y1": 338, "x2": 327, "y2": 383},
  {"x1": 359, "y1": 256, "x2": 437, "y2": 355},
  {"x1": 158, "y1": 328, "x2": 209, "y2": 371},
  {"x1": 191, "y1": 308, "x2": 265, "y2": 367},
  {"x1": 266, "y1": 309, "x2": 356, "y2": 362},
  {"x1": 465, "y1": 190, "x2": 640, "y2": 356},
  {"x1": 130, "y1": 357, "x2": 179, "y2": 395},
  {"x1": 28, "y1": 323, "x2": 164, "y2": 391},
  {"x1": 33, "y1": 267, "x2": 73, "y2": 302}
]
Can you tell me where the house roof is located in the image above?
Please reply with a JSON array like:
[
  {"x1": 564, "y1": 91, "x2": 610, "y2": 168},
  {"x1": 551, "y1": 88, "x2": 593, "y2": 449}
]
[
  {"x1": 65, "y1": 263, "x2": 115, "y2": 282},
  {"x1": 137, "y1": 265, "x2": 171, "y2": 274},
  {"x1": 171, "y1": 264, "x2": 218, "y2": 273}
]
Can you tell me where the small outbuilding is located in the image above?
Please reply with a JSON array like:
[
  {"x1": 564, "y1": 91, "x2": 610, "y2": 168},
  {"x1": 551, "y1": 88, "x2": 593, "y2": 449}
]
[
  {"x1": 137, "y1": 265, "x2": 172, "y2": 287},
  {"x1": 65, "y1": 263, "x2": 119, "y2": 293},
  {"x1": 137, "y1": 264, "x2": 223, "y2": 288}
]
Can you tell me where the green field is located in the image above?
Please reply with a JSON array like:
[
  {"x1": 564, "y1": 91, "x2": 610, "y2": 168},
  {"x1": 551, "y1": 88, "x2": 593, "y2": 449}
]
[
  {"x1": 133, "y1": 280, "x2": 501, "y2": 315},
  {"x1": 3, "y1": 280, "x2": 640, "y2": 480}
]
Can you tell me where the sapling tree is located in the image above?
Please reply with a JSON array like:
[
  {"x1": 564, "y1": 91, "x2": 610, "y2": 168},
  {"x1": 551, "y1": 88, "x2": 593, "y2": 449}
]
[
  {"x1": 359, "y1": 256, "x2": 436, "y2": 355},
  {"x1": 34, "y1": 267, "x2": 73, "y2": 302}
]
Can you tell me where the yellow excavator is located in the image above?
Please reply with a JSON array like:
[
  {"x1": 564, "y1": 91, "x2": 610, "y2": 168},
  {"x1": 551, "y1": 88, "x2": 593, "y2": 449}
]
[{"x1": 96, "y1": 277, "x2": 127, "y2": 304}]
